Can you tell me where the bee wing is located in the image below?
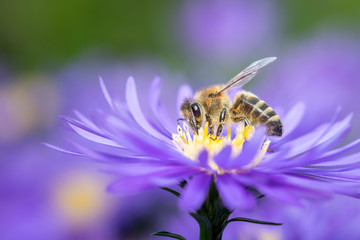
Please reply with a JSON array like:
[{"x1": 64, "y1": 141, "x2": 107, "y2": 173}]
[{"x1": 216, "y1": 57, "x2": 277, "y2": 95}]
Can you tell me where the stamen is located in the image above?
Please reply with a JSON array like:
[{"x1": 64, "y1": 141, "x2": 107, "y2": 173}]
[
  {"x1": 177, "y1": 124, "x2": 188, "y2": 144},
  {"x1": 243, "y1": 139, "x2": 270, "y2": 169},
  {"x1": 172, "y1": 121, "x2": 269, "y2": 173},
  {"x1": 204, "y1": 122, "x2": 209, "y2": 139},
  {"x1": 227, "y1": 126, "x2": 231, "y2": 141},
  {"x1": 180, "y1": 135, "x2": 188, "y2": 145},
  {"x1": 183, "y1": 123, "x2": 192, "y2": 144},
  {"x1": 244, "y1": 125, "x2": 255, "y2": 140},
  {"x1": 177, "y1": 124, "x2": 183, "y2": 135}
]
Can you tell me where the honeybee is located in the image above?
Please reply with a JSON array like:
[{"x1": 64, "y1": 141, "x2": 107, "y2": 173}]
[{"x1": 179, "y1": 57, "x2": 282, "y2": 139}]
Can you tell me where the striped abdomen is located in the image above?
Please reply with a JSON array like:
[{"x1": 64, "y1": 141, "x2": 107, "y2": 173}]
[{"x1": 230, "y1": 91, "x2": 282, "y2": 136}]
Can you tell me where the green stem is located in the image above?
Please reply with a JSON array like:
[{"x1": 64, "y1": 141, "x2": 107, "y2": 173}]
[{"x1": 191, "y1": 180, "x2": 232, "y2": 240}]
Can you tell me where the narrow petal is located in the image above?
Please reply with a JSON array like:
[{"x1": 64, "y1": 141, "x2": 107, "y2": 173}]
[
  {"x1": 246, "y1": 172, "x2": 332, "y2": 204},
  {"x1": 179, "y1": 174, "x2": 212, "y2": 212},
  {"x1": 315, "y1": 113, "x2": 352, "y2": 146},
  {"x1": 216, "y1": 174, "x2": 255, "y2": 210},
  {"x1": 116, "y1": 128, "x2": 187, "y2": 161},
  {"x1": 270, "y1": 102, "x2": 305, "y2": 147},
  {"x1": 313, "y1": 152, "x2": 360, "y2": 168},
  {"x1": 63, "y1": 116, "x2": 122, "y2": 147},
  {"x1": 315, "y1": 138, "x2": 360, "y2": 163},
  {"x1": 177, "y1": 84, "x2": 193, "y2": 116},
  {"x1": 306, "y1": 124, "x2": 350, "y2": 160},
  {"x1": 74, "y1": 110, "x2": 101, "y2": 132},
  {"x1": 108, "y1": 167, "x2": 201, "y2": 194},
  {"x1": 126, "y1": 76, "x2": 167, "y2": 141},
  {"x1": 278, "y1": 114, "x2": 352, "y2": 159},
  {"x1": 280, "y1": 101, "x2": 306, "y2": 138},
  {"x1": 149, "y1": 76, "x2": 173, "y2": 138},
  {"x1": 99, "y1": 76, "x2": 115, "y2": 111},
  {"x1": 42, "y1": 143, "x2": 84, "y2": 156}
]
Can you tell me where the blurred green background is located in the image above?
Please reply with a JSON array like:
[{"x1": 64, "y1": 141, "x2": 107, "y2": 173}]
[{"x1": 0, "y1": 0, "x2": 359, "y2": 73}]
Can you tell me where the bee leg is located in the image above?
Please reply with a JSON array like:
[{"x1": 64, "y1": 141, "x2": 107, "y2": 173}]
[
  {"x1": 214, "y1": 108, "x2": 226, "y2": 140},
  {"x1": 237, "y1": 116, "x2": 250, "y2": 127},
  {"x1": 205, "y1": 113, "x2": 214, "y2": 135},
  {"x1": 244, "y1": 117, "x2": 249, "y2": 127},
  {"x1": 177, "y1": 118, "x2": 186, "y2": 126}
]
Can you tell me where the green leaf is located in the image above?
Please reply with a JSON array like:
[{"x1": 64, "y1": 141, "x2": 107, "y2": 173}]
[
  {"x1": 190, "y1": 213, "x2": 213, "y2": 240},
  {"x1": 152, "y1": 231, "x2": 187, "y2": 240},
  {"x1": 227, "y1": 217, "x2": 283, "y2": 226},
  {"x1": 160, "y1": 187, "x2": 181, "y2": 197}
]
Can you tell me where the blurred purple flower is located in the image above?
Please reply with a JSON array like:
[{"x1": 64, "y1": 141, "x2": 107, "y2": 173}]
[
  {"x1": 177, "y1": 0, "x2": 276, "y2": 61},
  {"x1": 221, "y1": 195, "x2": 360, "y2": 240},
  {"x1": 0, "y1": 77, "x2": 59, "y2": 144},
  {"x1": 52, "y1": 76, "x2": 360, "y2": 214},
  {"x1": 0, "y1": 141, "x2": 119, "y2": 240},
  {"x1": 256, "y1": 34, "x2": 360, "y2": 137}
]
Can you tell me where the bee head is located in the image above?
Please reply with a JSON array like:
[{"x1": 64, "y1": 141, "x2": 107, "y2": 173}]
[{"x1": 180, "y1": 99, "x2": 203, "y2": 135}]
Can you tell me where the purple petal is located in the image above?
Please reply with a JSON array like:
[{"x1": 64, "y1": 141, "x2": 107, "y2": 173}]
[
  {"x1": 126, "y1": 76, "x2": 167, "y2": 141},
  {"x1": 177, "y1": 84, "x2": 193, "y2": 116},
  {"x1": 306, "y1": 123, "x2": 350, "y2": 160},
  {"x1": 108, "y1": 167, "x2": 201, "y2": 194},
  {"x1": 198, "y1": 149, "x2": 210, "y2": 169},
  {"x1": 270, "y1": 102, "x2": 305, "y2": 147},
  {"x1": 315, "y1": 113, "x2": 352, "y2": 146},
  {"x1": 63, "y1": 116, "x2": 122, "y2": 147},
  {"x1": 230, "y1": 127, "x2": 266, "y2": 168},
  {"x1": 74, "y1": 110, "x2": 101, "y2": 132},
  {"x1": 280, "y1": 101, "x2": 306, "y2": 138},
  {"x1": 312, "y1": 107, "x2": 343, "y2": 144},
  {"x1": 179, "y1": 173, "x2": 212, "y2": 211},
  {"x1": 42, "y1": 143, "x2": 84, "y2": 156},
  {"x1": 216, "y1": 174, "x2": 255, "y2": 210},
  {"x1": 315, "y1": 138, "x2": 360, "y2": 162},
  {"x1": 102, "y1": 163, "x2": 196, "y2": 176},
  {"x1": 278, "y1": 114, "x2": 352, "y2": 159},
  {"x1": 214, "y1": 145, "x2": 232, "y2": 169},
  {"x1": 114, "y1": 127, "x2": 189, "y2": 162},
  {"x1": 99, "y1": 76, "x2": 115, "y2": 111},
  {"x1": 148, "y1": 76, "x2": 173, "y2": 138},
  {"x1": 314, "y1": 152, "x2": 360, "y2": 169}
]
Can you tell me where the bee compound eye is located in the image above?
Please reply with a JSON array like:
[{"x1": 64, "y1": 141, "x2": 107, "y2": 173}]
[{"x1": 190, "y1": 103, "x2": 201, "y2": 118}]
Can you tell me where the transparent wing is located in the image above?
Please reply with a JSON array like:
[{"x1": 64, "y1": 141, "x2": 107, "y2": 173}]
[{"x1": 216, "y1": 57, "x2": 277, "y2": 95}]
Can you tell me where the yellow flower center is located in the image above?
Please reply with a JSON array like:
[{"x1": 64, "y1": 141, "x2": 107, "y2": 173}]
[
  {"x1": 53, "y1": 172, "x2": 111, "y2": 225},
  {"x1": 172, "y1": 122, "x2": 270, "y2": 173}
]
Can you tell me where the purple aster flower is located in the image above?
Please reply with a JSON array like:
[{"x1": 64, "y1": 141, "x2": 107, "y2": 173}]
[{"x1": 51, "y1": 74, "x2": 360, "y2": 239}]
